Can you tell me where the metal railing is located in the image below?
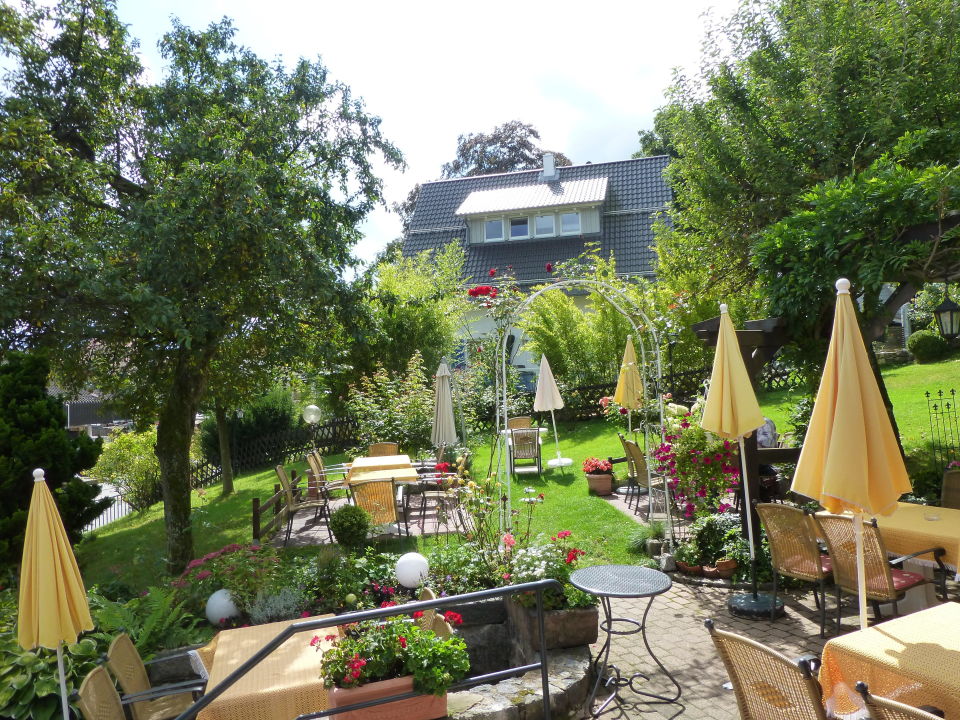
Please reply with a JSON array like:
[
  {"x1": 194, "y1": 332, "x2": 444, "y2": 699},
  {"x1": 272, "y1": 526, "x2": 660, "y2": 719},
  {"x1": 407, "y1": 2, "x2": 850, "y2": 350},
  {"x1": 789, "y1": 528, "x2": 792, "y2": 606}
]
[{"x1": 173, "y1": 579, "x2": 563, "y2": 720}]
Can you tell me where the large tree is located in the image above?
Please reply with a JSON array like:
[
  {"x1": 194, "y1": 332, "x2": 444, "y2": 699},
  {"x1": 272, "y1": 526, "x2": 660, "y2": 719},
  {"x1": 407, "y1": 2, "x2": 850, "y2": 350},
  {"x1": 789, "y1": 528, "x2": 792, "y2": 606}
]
[
  {"x1": 441, "y1": 120, "x2": 571, "y2": 179},
  {"x1": 0, "y1": 1, "x2": 401, "y2": 572},
  {"x1": 650, "y1": 0, "x2": 960, "y2": 373}
]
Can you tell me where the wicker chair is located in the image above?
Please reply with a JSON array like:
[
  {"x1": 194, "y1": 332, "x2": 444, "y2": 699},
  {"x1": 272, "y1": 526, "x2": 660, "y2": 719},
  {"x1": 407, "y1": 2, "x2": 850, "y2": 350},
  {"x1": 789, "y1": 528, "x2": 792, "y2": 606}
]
[
  {"x1": 705, "y1": 619, "x2": 827, "y2": 720},
  {"x1": 350, "y1": 477, "x2": 408, "y2": 537},
  {"x1": 756, "y1": 503, "x2": 833, "y2": 636},
  {"x1": 306, "y1": 451, "x2": 347, "y2": 492},
  {"x1": 275, "y1": 464, "x2": 333, "y2": 545},
  {"x1": 941, "y1": 469, "x2": 960, "y2": 510},
  {"x1": 367, "y1": 442, "x2": 400, "y2": 456},
  {"x1": 508, "y1": 427, "x2": 542, "y2": 475},
  {"x1": 813, "y1": 513, "x2": 947, "y2": 633},
  {"x1": 856, "y1": 682, "x2": 945, "y2": 719},
  {"x1": 77, "y1": 665, "x2": 126, "y2": 720},
  {"x1": 416, "y1": 587, "x2": 437, "y2": 631},
  {"x1": 507, "y1": 416, "x2": 533, "y2": 429},
  {"x1": 105, "y1": 634, "x2": 204, "y2": 720}
]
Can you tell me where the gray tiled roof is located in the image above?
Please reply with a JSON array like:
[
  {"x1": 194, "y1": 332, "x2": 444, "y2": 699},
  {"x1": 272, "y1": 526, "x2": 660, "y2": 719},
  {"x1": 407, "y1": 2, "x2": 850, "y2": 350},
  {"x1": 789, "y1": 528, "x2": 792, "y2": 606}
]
[
  {"x1": 455, "y1": 177, "x2": 608, "y2": 216},
  {"x1": 403, "y1": 156, "x2": 671, "y2": 286}
]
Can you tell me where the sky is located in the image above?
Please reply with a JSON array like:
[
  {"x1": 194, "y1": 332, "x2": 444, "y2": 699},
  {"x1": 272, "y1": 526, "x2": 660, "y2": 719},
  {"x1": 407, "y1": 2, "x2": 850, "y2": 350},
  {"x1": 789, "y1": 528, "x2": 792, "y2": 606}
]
[{"x1": 115, "y1": 0, "x2": 741, "y2": 264}]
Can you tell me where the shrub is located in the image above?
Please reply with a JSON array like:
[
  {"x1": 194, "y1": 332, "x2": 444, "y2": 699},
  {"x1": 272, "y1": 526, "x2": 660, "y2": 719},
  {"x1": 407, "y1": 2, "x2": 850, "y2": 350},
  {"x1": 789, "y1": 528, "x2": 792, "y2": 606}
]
[
  {"x1": 247, "y1": 587, "x2": 309, "y2": 625},
  {"x1": 788, "y1": 396, "x2": 816, "y2": 448},
  {"x1": 89, "y1": 428, "x2": 161, "y2": 510},
  {"x1": 198, "y1": 386, "x2": 299, "y2": 464},
  {"x1": 172, "y1": 543, "x2": 282, "y2": 616},
  {"x1": 330, "y1": 505, "x2": 371, "y2": 550},
  {"x1": 907, "y1": 329, "x2": 951, "y2": 363}
]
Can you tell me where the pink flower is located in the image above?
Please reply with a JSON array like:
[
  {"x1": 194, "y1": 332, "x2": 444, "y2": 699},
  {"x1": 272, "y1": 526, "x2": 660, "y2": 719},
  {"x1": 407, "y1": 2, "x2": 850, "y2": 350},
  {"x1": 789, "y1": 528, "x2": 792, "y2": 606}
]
[
  {"x1": 502, "y1": 533, "x2": 516, "y2": 548},
  {"x1": 557, "y1": 530, "x2": 572, "y2": 539},
  {"x1": 502, "y1": 573, "x2": 511, "y2": 580},
  {"x1": 300, "y1": 610, "x2": 310, "y2": 618},
  {"x1": 310, "y1": 635, "x2": 321, "y2": 647},
  {"x1": 619, "y1": 407, "x2": 628, "y2": 415},
  {"x1": 489, "y1": 268, "x2": 497, "y2": 277},
  {"x1": 398, "y1": 636, "x2": 408, "y2": 649},
  {"x1": 545, "y1": 262, "x2": 553, "y2": 273},
  {"x1": 195, "y1": 569, "x2": 212, "y2": 581}
]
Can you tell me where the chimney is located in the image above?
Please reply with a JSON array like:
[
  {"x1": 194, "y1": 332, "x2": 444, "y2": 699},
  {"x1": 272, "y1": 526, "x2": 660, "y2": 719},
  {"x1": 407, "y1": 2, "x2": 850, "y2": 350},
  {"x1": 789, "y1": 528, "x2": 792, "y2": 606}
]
[{"x1": 541, "y1": 152, "x2": 557, "y2": 181}]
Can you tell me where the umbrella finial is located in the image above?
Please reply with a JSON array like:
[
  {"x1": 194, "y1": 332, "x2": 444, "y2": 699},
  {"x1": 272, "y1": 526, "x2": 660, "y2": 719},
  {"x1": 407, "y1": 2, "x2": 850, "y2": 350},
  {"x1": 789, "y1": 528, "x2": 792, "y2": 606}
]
[
  {"x1": 719, "y1": 303, "x2": 728, "y2": 314},
  {"x1": 33, "y1": 468, "x2": 45, "y2": 483},
  {"x1": 836, "y1": 278, "x2": 851, "y2": 295}
]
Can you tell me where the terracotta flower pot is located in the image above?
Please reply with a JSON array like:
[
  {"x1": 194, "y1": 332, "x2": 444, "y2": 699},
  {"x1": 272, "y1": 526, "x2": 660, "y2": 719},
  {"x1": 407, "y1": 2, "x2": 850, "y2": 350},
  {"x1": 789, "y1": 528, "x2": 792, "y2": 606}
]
[
  {"x1": 675, "y1": 560, "x2": 703, "y2": 576},
  {"x1": 329, "y1": 676, "x2": 446, "y2": 720},
  {"x1": 586, "y1": 472, "x2": 613, "y2": 495}
]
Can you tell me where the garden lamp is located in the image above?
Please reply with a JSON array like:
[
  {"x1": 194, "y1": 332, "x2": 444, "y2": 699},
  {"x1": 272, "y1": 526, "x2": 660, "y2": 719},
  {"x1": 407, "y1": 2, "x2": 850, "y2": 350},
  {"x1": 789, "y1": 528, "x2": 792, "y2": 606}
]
[
  {"x1": 302, "y1": 404, "x2": 322, "y2": 449},
  {"x1": 934, "y1": 283, "x2": 960, "y2": 340},
  {"x1": 395, "y1": 552, "x2": 429, "y2": 589}
]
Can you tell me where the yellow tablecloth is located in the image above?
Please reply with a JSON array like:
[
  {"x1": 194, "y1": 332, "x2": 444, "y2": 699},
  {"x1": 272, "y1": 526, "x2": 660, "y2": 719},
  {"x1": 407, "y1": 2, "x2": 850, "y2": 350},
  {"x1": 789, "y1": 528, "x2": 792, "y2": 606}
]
[
  {"x1": 819, "y1": 602, "x2": 960, "y2": 718},
  {"x1": 347, "y1": 455, "x2": 412, "y2": 480},
  {"x1": 348, "y1": 467, "x2": 420, "y2": 483},
  {"x1": 198, "y1": 614, "x2": 336, "y2": 720},
  {"x1": 876, "y1": 502, "x2": 960, "y2": 576}
]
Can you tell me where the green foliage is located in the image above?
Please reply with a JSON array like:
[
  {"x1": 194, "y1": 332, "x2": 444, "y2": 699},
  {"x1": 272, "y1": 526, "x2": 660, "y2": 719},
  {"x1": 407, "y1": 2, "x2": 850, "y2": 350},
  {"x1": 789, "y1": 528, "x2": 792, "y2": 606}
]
[
  {"x1": 172, "y1": 543, "x2": 283, "y2": 617},
  {"x1": 247, "y1": 586, "x2": 309, "y2": 625},
  {"x1": 89, "y1": 428, "x2": 161, "y2": 510},
  {"x1": 787, "y1": 396, "x2": 816, "y2": 449},
  {"x1": 908, "y1": 283, "x2": 948, "y2": 330},
  {"x1": 907, "y1": 329, "x2": 951, "y2": 363},
  {"x1": 441, "y1": 120, "x2": 570, "y2": 178},
  {"x1": 198, "y1": 387, "x2": 299, "y2": 464},
  {"x1": 329, "y1": 505, "x2": 372, "y2": 551},
  {"x1": 346, "y1": 352, "x2": 434, "y2": 453},
  {"x1": 0, "y1": 352, "x2": 105, "y2": 569},
  {"x1": 319, "y1": 617, "x2": 469, "y2": 696}
]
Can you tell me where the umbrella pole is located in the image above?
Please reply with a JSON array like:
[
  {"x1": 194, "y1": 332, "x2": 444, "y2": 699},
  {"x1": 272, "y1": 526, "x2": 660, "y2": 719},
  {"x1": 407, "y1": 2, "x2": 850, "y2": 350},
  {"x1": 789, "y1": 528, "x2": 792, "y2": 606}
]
[
  {"x1": 854, "y1": 512, "x2": 868, "y2": 631},
  {"x1": 57, "y1": 642, "x2": 69, "y2": 720},
  {"x1": 738, "y1": 436, "x2": 758, "y2": 599},
  {"x1": 550, "y1": 409, "x2": 561, "y2": 462}
]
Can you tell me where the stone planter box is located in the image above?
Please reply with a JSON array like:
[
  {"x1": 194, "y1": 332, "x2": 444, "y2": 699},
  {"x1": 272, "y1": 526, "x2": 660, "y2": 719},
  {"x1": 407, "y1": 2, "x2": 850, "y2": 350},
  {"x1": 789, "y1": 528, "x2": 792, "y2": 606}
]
[
  {"x1": 505, "y1": 600, "x2": 599, "y2": 653},
  {"x1": 329, "y1": 676, "x2": 446, "y2": 720},
  {"x1": 586, "y1": 473, "x2": 613, "y2": 495}
]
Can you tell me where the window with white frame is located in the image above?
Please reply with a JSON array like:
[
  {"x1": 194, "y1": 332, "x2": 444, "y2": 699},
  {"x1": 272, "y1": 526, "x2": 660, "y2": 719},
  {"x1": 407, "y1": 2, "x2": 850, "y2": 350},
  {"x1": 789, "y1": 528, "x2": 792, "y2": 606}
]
[
  {"x1": 509, "y1": 217, "x2": 529, "y2": 239},
  {"x1": 534, "y1": 214, "x2": 555, "y2": 237},
  {"x1": 559, "y1": 212, "x2": 581, "y2": 235},
  {"x1": 484, "y1": 219, "x2": 504, "y2": 242}
]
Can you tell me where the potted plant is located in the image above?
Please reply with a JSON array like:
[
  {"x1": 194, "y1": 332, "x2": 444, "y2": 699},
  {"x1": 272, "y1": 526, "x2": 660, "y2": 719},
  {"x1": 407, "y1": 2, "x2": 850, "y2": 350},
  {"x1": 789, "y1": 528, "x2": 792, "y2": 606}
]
[
  {"x1": 645, "y1": 521, "x2": 666, "y2": 557},
  {"x1": 673, "y1": 542, "x2": 702, "y2": 576},
  {"x1": 582, "y1": 457, "x2": 614, "y2": 495},
  {"x1": 318, "y1": 616, "x2": 469, "y2": 720}
]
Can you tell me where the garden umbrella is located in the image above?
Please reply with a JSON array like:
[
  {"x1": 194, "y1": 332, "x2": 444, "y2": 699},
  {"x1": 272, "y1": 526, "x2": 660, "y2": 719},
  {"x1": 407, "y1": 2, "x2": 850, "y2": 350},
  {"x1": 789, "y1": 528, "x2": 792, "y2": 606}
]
[
  {"x1": 533, "y1": 355, "x2": 571, "y2": 468},
  {"x1": 431, "y1": 362, "x2": 457, "y2": 449},
  {"x1": 613, "y1": 335, "x2": 644, "y2": 434},
  {"x1": 19, "y1": 468, "x2": 94, "y2": 719},
  {"x1": 700, "y1": 304, "x2": 773, "y2": 618},
  {"x1": 791, "y1": 278, "x2": 911, "y2": 630}
]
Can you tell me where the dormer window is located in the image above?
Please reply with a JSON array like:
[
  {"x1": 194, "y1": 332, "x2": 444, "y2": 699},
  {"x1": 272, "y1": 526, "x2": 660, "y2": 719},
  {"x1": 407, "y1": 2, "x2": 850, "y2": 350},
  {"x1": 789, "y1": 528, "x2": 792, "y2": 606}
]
[
  {"x1": 484, "y1": 219, "x2": 504, "y2": 242},
  {"x1": 534, "y1": 215, "x2": 555, "y2": 237},
  {"x1": 510, "y1": 217, "x2": 529, "y2": 239},
  {"x1": 560, "y1": 212, "x2": 581, "y2": 235}
]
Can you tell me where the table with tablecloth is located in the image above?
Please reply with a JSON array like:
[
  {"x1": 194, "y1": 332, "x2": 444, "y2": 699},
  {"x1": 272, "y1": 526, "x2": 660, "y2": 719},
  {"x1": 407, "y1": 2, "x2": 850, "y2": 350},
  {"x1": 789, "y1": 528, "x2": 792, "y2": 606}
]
[
  {"x1": 819, "y1": 602, "x2": 960, "y2": 718},
  {"x1": 876, "y1": 502, "x2": 960, "y2": 578},
  {"x1": 347, "y1": 454, "x2": 419, "y2": 483},
  {"x1": 197, "y1": 614, "x2": 337, "y2": 720}
]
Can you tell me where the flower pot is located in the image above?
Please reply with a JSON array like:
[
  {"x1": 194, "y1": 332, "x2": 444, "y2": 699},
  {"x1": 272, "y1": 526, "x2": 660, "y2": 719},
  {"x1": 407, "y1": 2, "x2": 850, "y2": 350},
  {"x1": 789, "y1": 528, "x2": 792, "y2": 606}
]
[
  {"x1": 329, "y1": 676, "x2": 446, "y2": 720},
  {"x1": 586, "y1": 473, "x2": 613, "y2": 495},
  {"x1": 714, "y1": 558, "x2": 738, "y2": 579},
  {"x1": 505, "y1": 600, "x2": 599, "y2": 652},
  {"x1": 675, "y1": 561, "x2": 703, "y2": 576}
]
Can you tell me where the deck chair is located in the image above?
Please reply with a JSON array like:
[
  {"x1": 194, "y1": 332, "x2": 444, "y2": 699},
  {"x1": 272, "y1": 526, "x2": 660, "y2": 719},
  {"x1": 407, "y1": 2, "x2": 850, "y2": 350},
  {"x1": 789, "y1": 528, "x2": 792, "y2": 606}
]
[
  {"x1": 508, "y1": 427, "x2": 542, "y2": 475},
  {"x1": 367, "y1": 442, "x2": 399, "y2": 456},
  {"x1": 941, "y1": 469, "x2": 960, "y2": 510},
  {"x1": 756, "y1": 504, "x2": 833, "y2": 636},
  {"x1": 813, "y1": 514, "x2": 947, "y2": 633},
  {"x1": 705, "y1": 619, "x2": 827, "y2": 720},
  {"x1": 507, "y1": 416, "x2": 533, "y2": 429},
  {"x1": 275, "y1": 464, "x2": 333, "y2": 545},
  {"x1": 350, "y1": 477, "x2": 408, "y2": 537},
  {"x1": 856, "y1": 682, "x2": 945, "y2": 719},
  {"x1": 106, "y1": 634, "x2": 204, "y2": 720}
]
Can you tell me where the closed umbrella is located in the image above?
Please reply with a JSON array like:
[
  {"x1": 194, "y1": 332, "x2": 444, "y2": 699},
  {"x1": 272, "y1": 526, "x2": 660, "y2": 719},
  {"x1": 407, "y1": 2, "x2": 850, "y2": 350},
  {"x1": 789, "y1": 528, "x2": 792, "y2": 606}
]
[
  {"x1": 613, "y1": 335, "x2": 644, "y2": 434},
  {"x1": 19, "y1": 468, "x2": 94, "y2": 719},
  {"x1": 791, "y1": 278, "x2": 911, "y2": 630},
  {"x1": 700, "y1": 304, "x2": 775, "y2": 618},
  {"x1": 533, "y1": 355, "x2": 571, "y2": 468},
  {"x1": 431, "y1": 362, "x2": 457, "y2": 449}
]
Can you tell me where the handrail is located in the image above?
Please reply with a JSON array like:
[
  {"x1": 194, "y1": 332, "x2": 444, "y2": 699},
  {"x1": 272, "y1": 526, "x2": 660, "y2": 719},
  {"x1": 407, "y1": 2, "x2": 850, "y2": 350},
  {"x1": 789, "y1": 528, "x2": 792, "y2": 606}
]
[{"x1": 172, "y1": 579, "x2": 564, "y2": 720}]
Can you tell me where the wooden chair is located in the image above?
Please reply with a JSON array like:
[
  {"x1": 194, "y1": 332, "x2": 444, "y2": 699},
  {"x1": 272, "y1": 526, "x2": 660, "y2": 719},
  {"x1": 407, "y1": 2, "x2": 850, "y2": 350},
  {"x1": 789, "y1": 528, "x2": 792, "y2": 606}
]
[
  {"x1": 350, "y1": 477, "x2": 408, "y2": 537},
  {"x1": 705, "y1": 619, "x2": 827, "y2": 720},
  {"x1": 941, "y1": 469, "x2": 960, "y2": 510},
  {"x1": 507, "y1": 416, "x2": 533, "y2": 429},
  {"x1": 856, "y1": 682, "x2": 945, "y2": 719},
  {"x1": 756, "y1": 503, "x2": 833, "y2": 637},
  {"x1": 275, "y1": 464, "x2": 333, "y2": 546},
  {"x1": 367, "y1": 442, "x2": 399, "y2": 456},
  {"x1": 507, "y1": 427, "x2": 542, "y2": 475},
  {"x1": 105, "y1": 634, "x2": 204, "y2": 720},
  {"x1": 813, "y1": 513, "x2": 947, "y2": 633}
]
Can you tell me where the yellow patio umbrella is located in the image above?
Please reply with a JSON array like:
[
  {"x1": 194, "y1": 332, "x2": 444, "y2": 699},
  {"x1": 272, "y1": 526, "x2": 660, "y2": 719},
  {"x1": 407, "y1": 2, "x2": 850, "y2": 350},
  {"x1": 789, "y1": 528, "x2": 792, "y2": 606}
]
[
  {"x1": 700, "y1": 304, "x2": 772, "y2": 617},
  {"x1": 19, "y1": 468, "x2": 94, "y2": 719},
  {"x1": 613, "y1": 335, "x2": 644, "y2": 434},
  {"x1": 791, "y1": 278, "x2": 911, "y2": 630}
]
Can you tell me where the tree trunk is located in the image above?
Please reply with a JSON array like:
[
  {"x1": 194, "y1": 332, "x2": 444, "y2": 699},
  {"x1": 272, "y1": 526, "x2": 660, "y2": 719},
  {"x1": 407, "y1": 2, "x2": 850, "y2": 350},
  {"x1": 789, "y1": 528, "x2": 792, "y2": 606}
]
[
  {"x1": 155, "y1": 355, "x2": 207, "y2": 575},
  {"x1": 215, "y1": 401, "x2": 235, "y2": 497}
]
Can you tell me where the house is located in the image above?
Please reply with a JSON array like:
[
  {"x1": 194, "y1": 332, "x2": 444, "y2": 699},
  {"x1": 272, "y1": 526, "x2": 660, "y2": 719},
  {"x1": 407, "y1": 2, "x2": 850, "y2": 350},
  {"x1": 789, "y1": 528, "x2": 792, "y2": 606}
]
[{"x1": 401, "y1": 154, "x2": 672, "y2": 378}]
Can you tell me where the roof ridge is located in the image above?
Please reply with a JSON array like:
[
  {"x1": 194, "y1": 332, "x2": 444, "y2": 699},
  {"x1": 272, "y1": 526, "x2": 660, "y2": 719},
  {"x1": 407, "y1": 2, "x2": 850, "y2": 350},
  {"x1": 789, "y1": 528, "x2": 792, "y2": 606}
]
[{"x1": 419, "y1": 155, "x2": 668, "y2": 187}]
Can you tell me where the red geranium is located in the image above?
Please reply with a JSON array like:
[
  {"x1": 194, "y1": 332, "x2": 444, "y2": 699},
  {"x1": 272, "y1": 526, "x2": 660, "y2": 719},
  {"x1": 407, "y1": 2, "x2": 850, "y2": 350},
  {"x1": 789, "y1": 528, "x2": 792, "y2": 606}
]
[{"x1": 582, "y1": 457, "x2": 612, "y2": 474}]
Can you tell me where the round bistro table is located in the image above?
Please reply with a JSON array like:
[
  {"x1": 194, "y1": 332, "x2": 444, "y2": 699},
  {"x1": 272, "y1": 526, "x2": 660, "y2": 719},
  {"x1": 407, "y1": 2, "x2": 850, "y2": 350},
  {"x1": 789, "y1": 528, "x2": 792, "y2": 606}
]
[{"x1": 570, "y1": 564, "x2": 682, "y2": 717}]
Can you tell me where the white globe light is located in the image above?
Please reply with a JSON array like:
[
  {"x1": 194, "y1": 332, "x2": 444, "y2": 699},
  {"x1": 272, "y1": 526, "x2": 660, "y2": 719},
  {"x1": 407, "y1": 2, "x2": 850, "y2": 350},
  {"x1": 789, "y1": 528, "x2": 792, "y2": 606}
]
[
  {"x1": 302, "y1": 404, "x2": 323, "y2": 424},
  {"x1": 395, "y1": 552, "x2": 429, "y2": 589},
  {"x1": 205, "y1": 589, "x2": 239, "y2": 626}
]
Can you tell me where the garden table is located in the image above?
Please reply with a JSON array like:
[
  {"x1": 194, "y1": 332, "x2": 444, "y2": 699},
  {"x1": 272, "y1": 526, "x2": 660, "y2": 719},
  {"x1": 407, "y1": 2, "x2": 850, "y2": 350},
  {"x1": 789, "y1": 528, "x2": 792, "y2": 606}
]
[
  {"x1": 347, "y1": 454, "x2": 419, "y2": 483},
  {"x1": 875, "y1": 502, "x2": 960, "y2": 579},
  {"x1": 819, "y1": 602, "x2": 960, "y2": 718},
  {"x1": 569, "y1": 564, "x2": 681, "y2": 717},
  {"x1": 197, "y1": 614, "x2": 336, "y2": 720}
]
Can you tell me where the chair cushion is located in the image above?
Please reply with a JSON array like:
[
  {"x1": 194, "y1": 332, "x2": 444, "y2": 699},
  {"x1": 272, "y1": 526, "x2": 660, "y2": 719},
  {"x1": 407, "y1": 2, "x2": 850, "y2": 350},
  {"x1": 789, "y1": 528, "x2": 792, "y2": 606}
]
[
  {"x1": 890, "y1": 568, "x2": 925, "y2": 591},
  {"x1": 819, "y1": 554, "x2": 832, "y2": 575}
]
